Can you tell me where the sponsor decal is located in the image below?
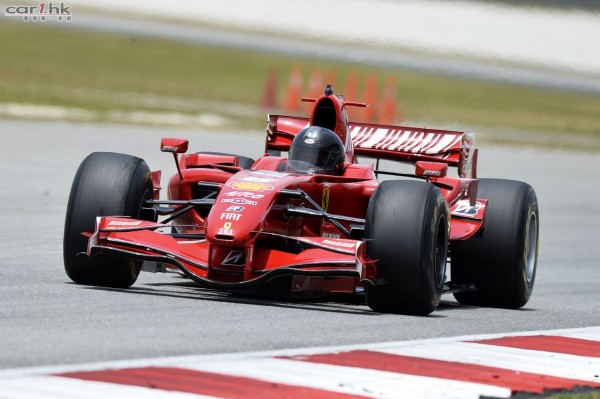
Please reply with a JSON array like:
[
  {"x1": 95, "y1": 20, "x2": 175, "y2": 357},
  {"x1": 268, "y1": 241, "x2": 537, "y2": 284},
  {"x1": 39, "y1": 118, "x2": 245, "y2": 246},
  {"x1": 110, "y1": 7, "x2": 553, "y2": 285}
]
[
  {"x1": 304, "y1": 138, "x2": 315, "y2": 144},
  {"x1": 251, "y1": 170, "x2": 286, "y2": 177},
  {"x1": 220, "y1": 212, "x2": 242, "y2": 221},
  {"x1": 453, "y1": 201, "x2": 483, "y2": 216},
  {"x1": 221, "y1": 250, "x2": 245, "y2": 266},
  {"x1": 305, "y1": 129, "x2": 318, "y2": 139},
  {"x1": 108, "y1": 220, "x2": 142, "y2": 226},
  {"x1": 323, "y1": 239, "x2": 356, "y2": 249},
  {"x1": 221, "y1": 198, "x2": 257, "y2": 206},
  {"x1": 240, "y1": 176, "x2": 277, "y2": 183},
  {"x1": 226, "y1": 206, "x2": 244, "y2": 212},
  {"x1": 422, "y1": 170, "x2": 442, "y2": 176},
  {"x1": 161, "y1": 145, "x2": 178, "y2": 152},
  {"x1": 227, "y1": 182, "x2": 274, "y2": 192},
  {"x1": 322, "y1": 232, "x2": 340, "y2": 239},
  {"x1": 223, "y1": 191, "x2": 264, "y2": 199},
  {"x1": 321, "y1": 186, "x2": 330, "y2": 212},
  {"x1": 218, "y1": 222, "x2": 233, "y2": 235}
]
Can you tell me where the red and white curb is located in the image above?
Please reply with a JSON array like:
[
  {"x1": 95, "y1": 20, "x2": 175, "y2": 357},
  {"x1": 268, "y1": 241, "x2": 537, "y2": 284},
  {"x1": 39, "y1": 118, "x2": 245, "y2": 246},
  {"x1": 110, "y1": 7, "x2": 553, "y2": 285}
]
[{"x1": 0, "y1": 326, "x2": 598, "y2": 399}]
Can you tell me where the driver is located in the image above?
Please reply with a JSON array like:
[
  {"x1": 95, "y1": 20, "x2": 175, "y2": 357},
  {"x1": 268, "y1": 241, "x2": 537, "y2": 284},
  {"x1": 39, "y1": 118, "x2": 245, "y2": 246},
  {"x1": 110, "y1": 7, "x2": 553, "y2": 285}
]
[{"x1": 287, "y1": 126, "x2": 345, "y2": 175}]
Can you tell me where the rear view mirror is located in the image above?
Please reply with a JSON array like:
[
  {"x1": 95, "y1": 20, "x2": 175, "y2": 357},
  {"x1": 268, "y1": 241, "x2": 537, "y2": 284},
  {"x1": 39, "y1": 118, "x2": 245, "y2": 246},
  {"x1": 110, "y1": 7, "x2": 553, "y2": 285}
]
[{"x1": 161, "y1": 138, "x2": 189, "y2": 154}]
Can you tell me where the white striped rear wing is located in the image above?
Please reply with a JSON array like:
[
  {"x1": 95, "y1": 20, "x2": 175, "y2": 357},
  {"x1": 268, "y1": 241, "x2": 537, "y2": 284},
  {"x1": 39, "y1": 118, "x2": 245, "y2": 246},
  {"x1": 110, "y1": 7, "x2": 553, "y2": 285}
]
[
  {"x1": 348, "y1": 123, "x2": 465, "y2": 166},
  {"x1": 265, "y1": 116, "x2": 475, "y2": 176}
]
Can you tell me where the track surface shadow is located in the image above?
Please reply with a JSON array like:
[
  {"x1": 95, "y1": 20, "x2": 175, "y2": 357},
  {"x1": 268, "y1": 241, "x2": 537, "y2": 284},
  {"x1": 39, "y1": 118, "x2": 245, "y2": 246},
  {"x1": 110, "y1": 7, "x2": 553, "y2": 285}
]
[{"x1": 68, "y1": 279, "x2": 468, "y2": 318}]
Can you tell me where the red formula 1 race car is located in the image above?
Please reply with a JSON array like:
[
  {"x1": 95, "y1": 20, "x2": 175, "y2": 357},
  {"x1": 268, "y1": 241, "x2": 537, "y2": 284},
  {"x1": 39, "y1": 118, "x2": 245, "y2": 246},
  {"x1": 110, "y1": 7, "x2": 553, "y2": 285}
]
[{"x1": 63, "y1": 85, "x2": 539, "y2": 315}]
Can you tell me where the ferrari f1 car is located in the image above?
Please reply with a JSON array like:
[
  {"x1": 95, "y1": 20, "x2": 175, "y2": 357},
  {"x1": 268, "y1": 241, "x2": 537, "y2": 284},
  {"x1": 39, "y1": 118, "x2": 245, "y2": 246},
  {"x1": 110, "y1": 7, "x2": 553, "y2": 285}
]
[{"x1": 63, "y1": 85, "x2": 539, "y2": 315}]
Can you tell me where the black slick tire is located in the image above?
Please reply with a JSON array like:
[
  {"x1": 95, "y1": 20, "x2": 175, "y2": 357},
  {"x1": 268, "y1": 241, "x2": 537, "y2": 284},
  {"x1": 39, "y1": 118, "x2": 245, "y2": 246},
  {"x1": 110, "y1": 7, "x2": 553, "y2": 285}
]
[
  {"x1": 63, "y1": 152, "x2": 153, "y2": 288},
  {"x1": 364, "y1": 180, "x2": 449, "y2": 315},
  {"x1": 452, "y1": 178, "x2": 539, "y2": 308}
]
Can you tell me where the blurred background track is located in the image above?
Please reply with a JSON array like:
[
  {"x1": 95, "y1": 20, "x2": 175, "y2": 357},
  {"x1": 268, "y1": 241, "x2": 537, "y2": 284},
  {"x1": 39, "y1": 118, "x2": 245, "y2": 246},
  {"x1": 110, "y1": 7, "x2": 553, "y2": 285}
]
[{"x1": 1, "y1": 0, "x2": 599, "y2": 150}]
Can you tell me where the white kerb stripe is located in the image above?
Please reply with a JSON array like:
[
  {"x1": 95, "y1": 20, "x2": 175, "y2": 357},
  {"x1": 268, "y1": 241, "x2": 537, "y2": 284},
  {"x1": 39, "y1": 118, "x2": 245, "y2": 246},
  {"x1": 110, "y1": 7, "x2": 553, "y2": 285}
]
[
  {"x1": 561, "y1": 331, "x2": 600, "y2": 342},
  {"x1": 375, "y1": 342, "x2": 600, "y2": 382},
  {"x1": 0, "y1": 375, "x2": 219, "y2": 399},
  {"x1": 184, "y1": 357, "x2": 512, "y2": 399},
  {"x1": 0, "y1": 327, "x2": 598, "y2": 380}
]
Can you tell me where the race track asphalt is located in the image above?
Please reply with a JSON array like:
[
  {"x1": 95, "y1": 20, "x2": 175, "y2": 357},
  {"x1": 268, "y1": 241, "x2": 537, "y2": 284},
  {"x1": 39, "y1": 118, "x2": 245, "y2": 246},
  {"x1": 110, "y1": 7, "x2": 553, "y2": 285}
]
[{"x1": 0, "y1": 120, "x2": 598, "y2": 369}]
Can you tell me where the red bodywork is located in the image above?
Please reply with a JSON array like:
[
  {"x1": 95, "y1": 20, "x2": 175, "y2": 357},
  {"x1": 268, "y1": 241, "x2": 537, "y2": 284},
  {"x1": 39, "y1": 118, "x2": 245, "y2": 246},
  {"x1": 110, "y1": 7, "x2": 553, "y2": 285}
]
[{"x1": 87, "y1": 89, "x2": 485, "y2": 294}]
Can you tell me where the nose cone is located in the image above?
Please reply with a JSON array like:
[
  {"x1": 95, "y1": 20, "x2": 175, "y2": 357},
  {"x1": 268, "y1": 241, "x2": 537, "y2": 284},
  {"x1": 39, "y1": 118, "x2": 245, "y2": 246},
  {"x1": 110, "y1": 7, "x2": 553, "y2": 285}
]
[{"x1": 205, "y1": 171, "x2": 288, "y2": 246}]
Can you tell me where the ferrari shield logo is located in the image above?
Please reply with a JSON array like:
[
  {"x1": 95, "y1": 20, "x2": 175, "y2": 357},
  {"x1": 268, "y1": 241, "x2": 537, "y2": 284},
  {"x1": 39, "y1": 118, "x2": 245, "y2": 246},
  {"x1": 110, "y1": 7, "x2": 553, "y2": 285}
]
[{"x1": 322, "y1": 186, "x2": 330, "y2": 212}]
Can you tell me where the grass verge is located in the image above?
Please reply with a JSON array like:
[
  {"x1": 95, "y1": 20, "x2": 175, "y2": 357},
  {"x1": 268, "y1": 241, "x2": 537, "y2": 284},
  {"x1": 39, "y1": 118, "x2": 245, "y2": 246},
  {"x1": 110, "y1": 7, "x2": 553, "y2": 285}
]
[
  {"x1": 1, "y1": 22, "x2": 599, "y2": 150},
  {"x1": 542, "y1": 390, "x2": 600, "y2": 399}
]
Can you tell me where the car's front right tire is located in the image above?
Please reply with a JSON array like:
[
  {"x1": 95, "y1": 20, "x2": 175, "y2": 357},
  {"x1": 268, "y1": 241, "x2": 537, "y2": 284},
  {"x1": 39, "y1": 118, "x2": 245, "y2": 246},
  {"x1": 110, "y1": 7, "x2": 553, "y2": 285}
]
[{"x1": 63, "y1": 152, "x2": 152, "y2": 288}]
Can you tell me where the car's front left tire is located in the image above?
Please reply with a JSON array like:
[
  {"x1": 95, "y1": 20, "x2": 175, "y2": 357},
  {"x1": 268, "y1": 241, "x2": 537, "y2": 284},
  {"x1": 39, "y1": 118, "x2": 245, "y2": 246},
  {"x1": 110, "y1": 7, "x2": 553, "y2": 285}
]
[
  {"x1": 364, "y1": 180, "x2": 449, "y2": 315},
  {"x1": 451, "y1": 178, "x2": 539, "y2": 308}
]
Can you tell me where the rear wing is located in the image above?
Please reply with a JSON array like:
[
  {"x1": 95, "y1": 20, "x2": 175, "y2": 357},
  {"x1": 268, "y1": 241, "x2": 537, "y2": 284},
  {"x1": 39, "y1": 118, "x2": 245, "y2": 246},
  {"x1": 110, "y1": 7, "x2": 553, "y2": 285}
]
[{"x1": 265, "y1": 115, "x2": 477, "y2": 178}]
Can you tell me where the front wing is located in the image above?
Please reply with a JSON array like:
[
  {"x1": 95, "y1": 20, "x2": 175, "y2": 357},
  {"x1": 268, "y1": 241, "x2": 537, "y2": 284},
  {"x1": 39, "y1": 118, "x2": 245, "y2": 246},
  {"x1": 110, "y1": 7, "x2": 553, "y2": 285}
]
[{"x1": 85, "y1": 217, "x2": 373, "y2": 289}]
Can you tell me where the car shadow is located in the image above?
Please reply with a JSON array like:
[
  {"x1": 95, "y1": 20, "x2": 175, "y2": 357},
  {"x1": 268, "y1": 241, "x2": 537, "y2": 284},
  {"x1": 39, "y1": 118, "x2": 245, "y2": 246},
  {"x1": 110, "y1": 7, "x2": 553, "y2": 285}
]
[
  {"x1": 76, "y1": 281, "x2": 379, "y2": 316},
  {"x1": 67, "y1": 279, "x2": 455, "y2": 317}
]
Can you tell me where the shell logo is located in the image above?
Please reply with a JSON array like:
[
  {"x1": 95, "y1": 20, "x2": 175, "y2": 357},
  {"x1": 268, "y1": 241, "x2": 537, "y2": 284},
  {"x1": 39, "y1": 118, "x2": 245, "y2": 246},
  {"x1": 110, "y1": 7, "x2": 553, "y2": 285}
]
[{"x1": 227, "y1": 182, "x2": 274, "y2": 192}]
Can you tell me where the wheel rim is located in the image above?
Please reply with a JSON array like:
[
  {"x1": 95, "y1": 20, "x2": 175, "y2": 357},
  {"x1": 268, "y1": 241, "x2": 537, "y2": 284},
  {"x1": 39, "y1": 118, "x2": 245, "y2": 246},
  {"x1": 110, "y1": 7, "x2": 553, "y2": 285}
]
[
  {"x1": 525, "y1": 211, "x2": 538, "y2": 283},
  {"x1": 434, "y1": 216, "x2": 447, "y2": 288}
]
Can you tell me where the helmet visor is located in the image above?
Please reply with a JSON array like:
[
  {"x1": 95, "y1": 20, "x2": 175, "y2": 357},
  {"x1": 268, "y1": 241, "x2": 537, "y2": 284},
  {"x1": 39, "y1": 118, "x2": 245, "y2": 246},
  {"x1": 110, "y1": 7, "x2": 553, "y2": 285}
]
[{"x1": 288, "y1": 144, "x2": 340, "y2": 174}]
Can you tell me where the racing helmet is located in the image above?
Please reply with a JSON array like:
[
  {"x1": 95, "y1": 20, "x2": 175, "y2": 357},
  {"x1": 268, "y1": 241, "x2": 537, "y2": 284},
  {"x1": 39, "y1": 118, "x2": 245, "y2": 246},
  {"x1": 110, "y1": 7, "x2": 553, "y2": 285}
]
[{"x1": 288, "y1": 126, "x2": 345, "y2": 175}]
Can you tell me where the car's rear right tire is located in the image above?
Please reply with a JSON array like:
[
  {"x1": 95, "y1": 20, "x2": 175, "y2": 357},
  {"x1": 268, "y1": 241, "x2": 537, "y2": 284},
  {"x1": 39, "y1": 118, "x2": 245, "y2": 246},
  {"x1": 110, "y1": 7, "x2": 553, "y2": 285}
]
[{"x1": 364, "y1": 180, "x2": 449, "y2": 316}]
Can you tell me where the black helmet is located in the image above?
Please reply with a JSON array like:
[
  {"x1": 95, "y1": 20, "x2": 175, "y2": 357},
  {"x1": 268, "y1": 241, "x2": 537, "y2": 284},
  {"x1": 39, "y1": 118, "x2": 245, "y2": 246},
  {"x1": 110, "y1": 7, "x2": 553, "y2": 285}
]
[{"x1": 288, "y1": 126, "x2": 345, "y2": 175}]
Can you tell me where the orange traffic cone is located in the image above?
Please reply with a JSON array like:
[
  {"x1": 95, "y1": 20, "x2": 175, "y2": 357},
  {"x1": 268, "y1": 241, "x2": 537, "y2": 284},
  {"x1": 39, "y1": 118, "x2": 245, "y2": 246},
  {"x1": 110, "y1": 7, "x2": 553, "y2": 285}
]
[
  {"x1": 364, "y1": 74, "x2": 378, "y2": 123},
  {"x1": 379, "y1": 76, "x2": 397, "y2": 125},
  {"x1": 261, "y1": 69, "x2": 278, "y2": 111},
  {"x1": 344, "y1": 72, "x2": 360, "y2": 121},
  {"x1": 284, "y1": 67, "x2": 303, "y2": 113},
  {"x1": 305, "y1": 68, "x2": 324, "y2": 112}
]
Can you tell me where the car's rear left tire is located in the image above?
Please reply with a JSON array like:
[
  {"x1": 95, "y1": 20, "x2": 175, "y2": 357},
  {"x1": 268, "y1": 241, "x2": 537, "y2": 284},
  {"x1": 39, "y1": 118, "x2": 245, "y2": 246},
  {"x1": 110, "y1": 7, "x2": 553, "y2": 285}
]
[
  {"x1": 364, "y1": 180, "x2": 449, "y2": 315},
  {"x1": 63, "y1": 152, "x2": 153, "y2": 288}
]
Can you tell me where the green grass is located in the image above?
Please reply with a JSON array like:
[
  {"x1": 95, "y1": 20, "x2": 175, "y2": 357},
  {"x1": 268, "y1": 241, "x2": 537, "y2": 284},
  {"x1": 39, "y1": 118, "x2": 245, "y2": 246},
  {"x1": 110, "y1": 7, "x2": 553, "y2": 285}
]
[
  {"x1": 1, "y1": 22, "x2": 599, "y2": 150},
  {"x1": 544, "y1": 390, "x2": 600, "y2": 399}
]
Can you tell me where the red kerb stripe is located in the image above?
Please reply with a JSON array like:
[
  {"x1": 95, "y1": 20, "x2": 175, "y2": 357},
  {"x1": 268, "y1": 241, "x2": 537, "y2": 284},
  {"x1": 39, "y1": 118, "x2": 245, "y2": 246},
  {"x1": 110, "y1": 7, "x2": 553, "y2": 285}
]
[
  {"x1": 56, "y1": 367, "x2": 372, "y2": 399},
  {"x1": 280, "y1": 350, "x2": 600, "y2": 394},
  {"x1": 472, "y1": 335, "x2": 600, "y2": 358}
]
